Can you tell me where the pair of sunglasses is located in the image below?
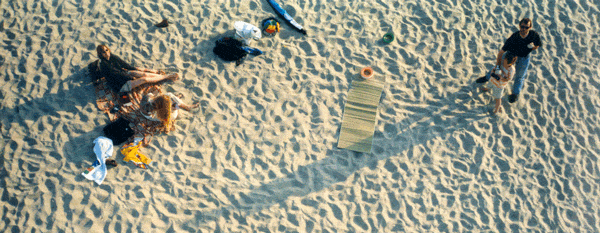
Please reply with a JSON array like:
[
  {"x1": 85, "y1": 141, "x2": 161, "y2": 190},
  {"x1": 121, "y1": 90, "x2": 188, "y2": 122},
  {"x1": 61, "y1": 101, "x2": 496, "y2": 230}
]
[{"x1": 520, "y1": 25, "x2": 531, "y2": 29}]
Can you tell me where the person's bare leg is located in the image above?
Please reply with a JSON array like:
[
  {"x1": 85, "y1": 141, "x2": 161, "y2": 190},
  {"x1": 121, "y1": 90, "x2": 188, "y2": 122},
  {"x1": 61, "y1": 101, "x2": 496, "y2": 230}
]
[
  {"x1": 128, "y1": 72, "x2": 178, "y2": 90},
  {"x1": 129, "y1": 70, "x2": 178, "y2": 80}
]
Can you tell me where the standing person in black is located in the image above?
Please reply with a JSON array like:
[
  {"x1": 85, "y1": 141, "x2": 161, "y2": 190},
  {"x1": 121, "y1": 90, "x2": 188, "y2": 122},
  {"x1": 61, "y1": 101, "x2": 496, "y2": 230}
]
[
  {"x1": 96, "y1": 45, "x2": 179, "y2": 93},
  {"x1": 476, "y1": 18, "x2": 543, "y2": 103}
]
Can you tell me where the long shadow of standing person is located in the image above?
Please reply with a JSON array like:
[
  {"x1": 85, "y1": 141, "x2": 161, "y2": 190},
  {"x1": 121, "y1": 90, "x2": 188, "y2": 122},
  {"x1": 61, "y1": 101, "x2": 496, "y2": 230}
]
[{"x1": 190, "y1": 85, "x2": 490, "y2": 223}]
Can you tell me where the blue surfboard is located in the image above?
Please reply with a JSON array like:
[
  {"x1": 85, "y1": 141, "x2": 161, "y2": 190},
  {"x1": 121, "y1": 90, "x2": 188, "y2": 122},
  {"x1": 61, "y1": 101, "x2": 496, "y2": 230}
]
[{"x1": 266, "y1": 0, "x2": 307, "y2": 35}]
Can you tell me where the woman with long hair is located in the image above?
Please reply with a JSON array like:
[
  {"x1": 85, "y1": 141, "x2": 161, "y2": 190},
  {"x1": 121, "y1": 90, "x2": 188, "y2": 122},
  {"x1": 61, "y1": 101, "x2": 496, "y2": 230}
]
[{"x1": 140, "y1": 88, "x2": 199, "y2": 132}]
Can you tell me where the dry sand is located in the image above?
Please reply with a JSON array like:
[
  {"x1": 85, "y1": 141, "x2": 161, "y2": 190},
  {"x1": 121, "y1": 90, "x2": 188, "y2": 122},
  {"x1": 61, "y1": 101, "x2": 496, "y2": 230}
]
[{"x1": 1, "y1": 0, "x2": 599, "y2": 232}]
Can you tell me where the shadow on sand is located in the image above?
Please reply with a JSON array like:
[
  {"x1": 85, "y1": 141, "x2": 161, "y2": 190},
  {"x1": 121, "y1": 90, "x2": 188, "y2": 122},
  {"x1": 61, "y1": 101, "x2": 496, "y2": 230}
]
[
  {"x1": 0, "y1": 67, "x2": 116, "y2": 189},
  {"x1": 191, "y1": 84, "x2": 492, "y2": 224}
]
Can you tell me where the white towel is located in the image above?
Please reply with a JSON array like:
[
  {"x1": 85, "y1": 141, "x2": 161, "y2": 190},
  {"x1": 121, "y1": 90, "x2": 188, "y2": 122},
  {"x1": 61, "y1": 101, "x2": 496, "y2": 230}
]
[{"x1": 81, "y1": 136, "x2": 114, "y2": 185}]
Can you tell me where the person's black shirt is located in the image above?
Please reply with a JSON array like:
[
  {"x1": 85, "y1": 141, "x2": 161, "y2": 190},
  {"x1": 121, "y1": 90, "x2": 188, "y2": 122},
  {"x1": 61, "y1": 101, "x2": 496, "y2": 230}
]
[
  {"x1": 99, "y1": 55, "x2": 136, "y2": 92},
  {"x1": 501, "y1": 30, "x2": 543, "y2": 58}
]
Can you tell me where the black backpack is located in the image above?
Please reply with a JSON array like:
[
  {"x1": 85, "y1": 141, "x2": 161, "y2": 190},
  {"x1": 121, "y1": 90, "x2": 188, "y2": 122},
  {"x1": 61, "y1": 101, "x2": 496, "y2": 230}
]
[
  {"x1": 103, "y1": 117, "x2": 134, "y2": 145},
  {"x1": 213, "y1": 37, "x2": 248, "y2": 62}
]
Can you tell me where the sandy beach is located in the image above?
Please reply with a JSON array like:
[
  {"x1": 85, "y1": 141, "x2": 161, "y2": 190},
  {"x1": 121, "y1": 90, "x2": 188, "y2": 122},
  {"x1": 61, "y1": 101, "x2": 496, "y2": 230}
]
[{"x1": 1, "y1": 0, "x2": 599, "y2": 232}]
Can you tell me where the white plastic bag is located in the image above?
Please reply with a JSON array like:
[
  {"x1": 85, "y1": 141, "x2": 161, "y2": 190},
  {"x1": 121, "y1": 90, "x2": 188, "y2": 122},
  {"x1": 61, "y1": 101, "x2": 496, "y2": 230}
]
[{"x1": 234, "y1": 21, "x2": 261, "y2": 45}]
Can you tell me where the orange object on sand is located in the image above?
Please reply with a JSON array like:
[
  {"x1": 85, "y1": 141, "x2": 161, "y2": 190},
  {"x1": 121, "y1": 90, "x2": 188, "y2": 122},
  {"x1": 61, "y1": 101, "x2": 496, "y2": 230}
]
[
  {"x1": 121, "y1": 140, "x2": 152, "y2": 169},
  {"x1": 361, "y1": 67, "x2": 374, "y2": 79}
]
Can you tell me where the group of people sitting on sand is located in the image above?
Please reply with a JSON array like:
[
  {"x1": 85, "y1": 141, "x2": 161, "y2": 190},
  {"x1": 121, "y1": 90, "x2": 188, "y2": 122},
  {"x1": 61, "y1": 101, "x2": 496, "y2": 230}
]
[
  {"x1": 94, "y1": 44, "x2": 199, "y2": 133},
  {"x1": 85, "y1": 44, "x2": 202, "y2": 172},
  {"x1": 82, "y1": 43, "x2": 195, "y2": 180},
  {"x1": 86, "y1": 20, "x2": 270, "y2": 173}
]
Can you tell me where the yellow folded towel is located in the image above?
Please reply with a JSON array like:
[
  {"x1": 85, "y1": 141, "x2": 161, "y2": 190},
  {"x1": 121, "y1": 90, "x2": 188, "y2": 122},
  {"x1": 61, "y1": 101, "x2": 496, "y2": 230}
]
[{"x1": 121, "y1": 140, "x2": 152, "y2": 169}]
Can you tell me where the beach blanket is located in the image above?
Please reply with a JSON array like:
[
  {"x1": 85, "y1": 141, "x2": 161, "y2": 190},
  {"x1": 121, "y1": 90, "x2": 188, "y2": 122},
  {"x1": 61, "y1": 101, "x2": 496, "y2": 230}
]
[
  {"x1": 337, "y1": 78, "x2": 385, "y2": 153},
  {"x1": 92, "y1": 75, "x2": 172, "y2": 144},
  {"x1": 81, "y1": 136, "x2": 114, "y2": 185}
]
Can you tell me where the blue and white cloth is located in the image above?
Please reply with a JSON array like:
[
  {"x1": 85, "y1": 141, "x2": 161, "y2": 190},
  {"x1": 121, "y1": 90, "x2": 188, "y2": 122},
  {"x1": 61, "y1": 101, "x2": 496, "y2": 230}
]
[{"x1": 81, "y1": 136, "x2": 114, "y2": 185}]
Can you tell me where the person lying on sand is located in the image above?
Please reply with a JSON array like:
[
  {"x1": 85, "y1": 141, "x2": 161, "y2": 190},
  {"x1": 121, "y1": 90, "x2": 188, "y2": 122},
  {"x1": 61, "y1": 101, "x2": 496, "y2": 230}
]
[
  {"x1": 139, "y1": 86, "x2": 199, "y2": 132},
  {"x1": 96, "y1": 44, "x2": 179, "y2": 93},
  {"x1": 480, "y1": 52, "x2": 517, "y2": 115}
]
